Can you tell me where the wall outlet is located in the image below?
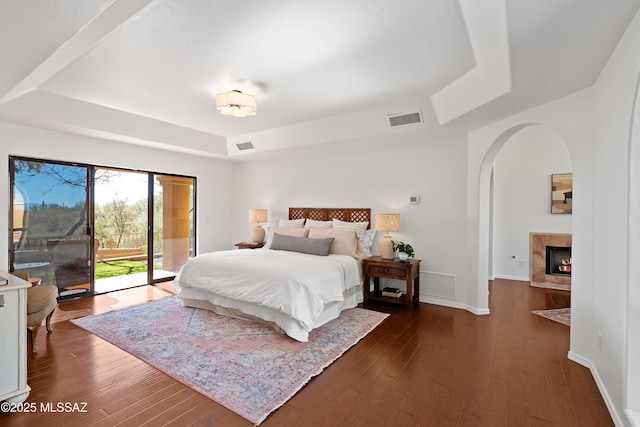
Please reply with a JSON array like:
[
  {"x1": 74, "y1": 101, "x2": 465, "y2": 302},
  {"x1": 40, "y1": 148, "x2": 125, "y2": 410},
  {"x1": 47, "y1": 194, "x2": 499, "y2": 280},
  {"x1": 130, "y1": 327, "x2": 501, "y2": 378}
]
[{"x1": 597, "y1": 332, "x2": 602, "y2": 351}]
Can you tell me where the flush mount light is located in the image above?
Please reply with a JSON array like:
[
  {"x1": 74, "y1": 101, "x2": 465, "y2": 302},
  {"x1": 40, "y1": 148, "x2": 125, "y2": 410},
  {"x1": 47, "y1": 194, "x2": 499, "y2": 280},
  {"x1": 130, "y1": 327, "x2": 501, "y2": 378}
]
[{"x1": 215, "y1": 90, "x2": 256, "y2": 117}]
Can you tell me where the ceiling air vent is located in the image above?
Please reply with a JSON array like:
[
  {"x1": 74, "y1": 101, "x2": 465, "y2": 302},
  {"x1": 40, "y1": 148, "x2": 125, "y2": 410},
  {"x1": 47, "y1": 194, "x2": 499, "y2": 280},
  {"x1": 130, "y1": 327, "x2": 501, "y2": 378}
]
[
  {"x1": 236, "y1": 141, "x2": 255, "y2": 151},
  {"x1": 387, "y1": 111, "x2": 423, "y2": 128}
]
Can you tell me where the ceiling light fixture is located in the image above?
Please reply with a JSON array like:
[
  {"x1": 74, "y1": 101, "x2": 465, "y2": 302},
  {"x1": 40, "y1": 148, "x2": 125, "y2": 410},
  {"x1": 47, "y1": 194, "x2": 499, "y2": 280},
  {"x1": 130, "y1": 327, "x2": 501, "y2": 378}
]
[{"x1": 215, "y1": 90, "x2": 256, "y2": 117}]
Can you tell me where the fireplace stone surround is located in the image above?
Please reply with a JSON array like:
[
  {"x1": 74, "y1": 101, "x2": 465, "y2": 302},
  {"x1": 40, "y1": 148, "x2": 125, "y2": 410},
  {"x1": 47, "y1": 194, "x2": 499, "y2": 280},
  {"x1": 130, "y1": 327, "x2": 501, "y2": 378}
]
[{"x1": 530, "y1": 232, "x2": 572, "y2": 290}]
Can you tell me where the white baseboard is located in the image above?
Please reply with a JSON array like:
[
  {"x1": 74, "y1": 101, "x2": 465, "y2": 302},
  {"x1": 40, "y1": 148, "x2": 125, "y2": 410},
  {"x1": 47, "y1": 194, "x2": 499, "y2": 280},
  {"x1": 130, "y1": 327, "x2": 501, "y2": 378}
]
[
  {"x1": 493, "y1": 274, "x2": 530, "y2": 282},
  {"x1": 567, "y1": 351, "x2": 625, "y2": 426},
  {"x1": 419, "y1": 295, "x2": 490, "y2": 315},
  {"x1": 567, "y1": 351, "x2": 591, "y2": 368},
  {"x1": 418, "y1": 271, "x2": 490, "y2": 314}
]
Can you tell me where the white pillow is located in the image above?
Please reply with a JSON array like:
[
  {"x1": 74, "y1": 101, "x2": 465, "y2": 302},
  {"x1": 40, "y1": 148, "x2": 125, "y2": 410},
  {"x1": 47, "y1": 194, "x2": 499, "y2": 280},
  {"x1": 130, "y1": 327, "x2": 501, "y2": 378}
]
[
  {"x1": 307, "y1": 228, "x2": 359, "y2": 258},
  {"x1": 279, "y1": 218, "x2": 305, "y2": 228},
  {"x1": 332, "y1": 219, "x2": 372, "y2": 255},
  {"x1": 362, "y1": 229, "x2": 376, "y2": 256},
  {"x1": 264, "y1": 226, "x2": 309, "y2": 248},
  {"x1": 304, "y1": 219, "x2": 333, "y2": 229}
]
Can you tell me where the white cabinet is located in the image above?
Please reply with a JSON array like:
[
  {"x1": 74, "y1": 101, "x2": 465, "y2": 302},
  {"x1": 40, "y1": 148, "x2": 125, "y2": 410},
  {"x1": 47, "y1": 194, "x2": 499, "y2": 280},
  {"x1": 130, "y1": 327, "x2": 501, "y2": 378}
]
[{"x1": 0, "y1": 271, "x2": 30, "y2": 403}]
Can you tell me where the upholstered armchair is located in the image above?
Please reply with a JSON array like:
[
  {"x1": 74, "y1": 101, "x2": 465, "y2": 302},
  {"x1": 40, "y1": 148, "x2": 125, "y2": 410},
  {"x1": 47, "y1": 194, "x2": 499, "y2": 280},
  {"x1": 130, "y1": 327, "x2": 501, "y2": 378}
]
[{"x1": 13, "y1": 272, "x2": 58, "y2": 353}]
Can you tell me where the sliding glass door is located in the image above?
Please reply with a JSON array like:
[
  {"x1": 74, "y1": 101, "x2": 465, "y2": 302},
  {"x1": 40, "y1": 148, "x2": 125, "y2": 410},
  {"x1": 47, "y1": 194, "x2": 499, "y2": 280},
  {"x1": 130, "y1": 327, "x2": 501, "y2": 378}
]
[
  {"x1": 10, "y1": 157, "x2": 196, "y2": 299},
  {"x1": 10, "y1": 158, "x2": 94, "y2": 299}
]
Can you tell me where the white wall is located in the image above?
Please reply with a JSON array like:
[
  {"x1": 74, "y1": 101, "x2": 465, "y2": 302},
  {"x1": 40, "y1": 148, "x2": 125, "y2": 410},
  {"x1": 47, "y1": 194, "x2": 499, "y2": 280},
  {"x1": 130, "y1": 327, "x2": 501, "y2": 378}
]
[
  {"x1": 231, "y1": 126, "x2": 477, "y2": 311},
  {"x1": 0, "y1": 121, "x2": 235, "y2": 271},
  {"x1": 591, "y1": 7, "x2": 640, "y2": 425},
  {"x1": 492, "y1": 125, "x2": 572, "y2": 281},
  {"x1": 626, "y1": 56, "x2": 640, "y2": 427}
]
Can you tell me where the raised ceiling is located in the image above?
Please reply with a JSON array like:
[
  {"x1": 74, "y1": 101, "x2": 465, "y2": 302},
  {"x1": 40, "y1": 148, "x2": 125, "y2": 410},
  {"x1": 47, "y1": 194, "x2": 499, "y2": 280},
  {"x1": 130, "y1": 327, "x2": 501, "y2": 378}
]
[{"x1": 0, "y1": 0, "x2": 638, "y2": 158}]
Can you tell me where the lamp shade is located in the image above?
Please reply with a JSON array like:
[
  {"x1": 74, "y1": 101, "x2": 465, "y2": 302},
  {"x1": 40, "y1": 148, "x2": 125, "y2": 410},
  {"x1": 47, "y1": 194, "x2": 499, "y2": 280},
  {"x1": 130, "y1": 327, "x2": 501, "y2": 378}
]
[
  {"x1": 376, "y1": 213, "x2": 399, "y2": 259},
  {"x1": 249, "y1": 209, "x2": 268, "y2": 223},
  {"x1": 216, "y1": 90, "x2": 256, "y2": 117},
  {"x1": 375, "y1": 214, "x2": 400, "y2": 232}
]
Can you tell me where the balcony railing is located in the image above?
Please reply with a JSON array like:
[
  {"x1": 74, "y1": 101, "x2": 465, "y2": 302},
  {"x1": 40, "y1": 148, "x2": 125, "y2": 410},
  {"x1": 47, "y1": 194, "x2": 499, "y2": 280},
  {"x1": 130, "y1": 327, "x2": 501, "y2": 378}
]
[
  {"x1": 17, "y1": 232, "x2": 163, "y2": 252},
  {"x1": 14, "y1": 232, "x2": 193, "y2": 269}
]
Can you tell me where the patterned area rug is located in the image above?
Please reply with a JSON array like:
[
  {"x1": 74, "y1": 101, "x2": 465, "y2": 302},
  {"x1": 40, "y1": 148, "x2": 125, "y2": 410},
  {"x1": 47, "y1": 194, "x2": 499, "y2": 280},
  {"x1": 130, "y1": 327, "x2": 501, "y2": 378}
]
[
  {"x1": 532, "y1": 308, "x2": 571, "y2": 326},
  {"x1": 71, "y1": 296, "x2": 389, "y2": 425}
]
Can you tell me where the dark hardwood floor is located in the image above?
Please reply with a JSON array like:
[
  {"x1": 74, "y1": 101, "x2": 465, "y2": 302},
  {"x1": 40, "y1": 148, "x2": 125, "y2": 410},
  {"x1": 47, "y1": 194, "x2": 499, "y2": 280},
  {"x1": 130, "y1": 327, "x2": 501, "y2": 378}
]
[{"x1": 0, "y1": 279, "x2": 611, "y2": 426}]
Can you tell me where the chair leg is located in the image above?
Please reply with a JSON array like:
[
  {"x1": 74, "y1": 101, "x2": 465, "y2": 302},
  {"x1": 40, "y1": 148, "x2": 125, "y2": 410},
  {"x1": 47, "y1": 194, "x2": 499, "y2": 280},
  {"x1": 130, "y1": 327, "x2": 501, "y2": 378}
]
[
  {"x1": 28, "y1": 325, "x2": 41, "y2": 353},
  {"x1": 45, "y1": 308, "x2": 55, "y2": 333}
]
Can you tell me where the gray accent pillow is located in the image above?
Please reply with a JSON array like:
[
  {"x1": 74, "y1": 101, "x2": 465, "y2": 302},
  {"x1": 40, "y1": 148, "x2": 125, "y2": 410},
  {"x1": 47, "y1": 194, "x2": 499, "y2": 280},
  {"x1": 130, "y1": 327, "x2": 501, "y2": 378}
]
[{"x1": 269, "y1": 233, "x2": 335, "y2": 256}]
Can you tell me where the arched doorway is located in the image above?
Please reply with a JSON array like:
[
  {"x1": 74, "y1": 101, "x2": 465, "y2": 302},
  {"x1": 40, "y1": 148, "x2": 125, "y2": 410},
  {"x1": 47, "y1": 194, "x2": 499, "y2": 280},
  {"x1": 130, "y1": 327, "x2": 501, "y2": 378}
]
[
  {"x1": 492, "y1": 125, "x2": 572, "y2": 284},
  {"x1": 477, "y1": 123, "x2": 573, "y2": 309}
]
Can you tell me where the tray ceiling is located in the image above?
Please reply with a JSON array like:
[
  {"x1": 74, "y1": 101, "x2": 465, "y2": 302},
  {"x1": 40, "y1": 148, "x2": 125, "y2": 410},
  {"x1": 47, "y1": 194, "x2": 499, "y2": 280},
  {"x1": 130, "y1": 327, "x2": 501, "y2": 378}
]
[{"x1": 0, "y1": 0, "x2": 638, "y2": 158}]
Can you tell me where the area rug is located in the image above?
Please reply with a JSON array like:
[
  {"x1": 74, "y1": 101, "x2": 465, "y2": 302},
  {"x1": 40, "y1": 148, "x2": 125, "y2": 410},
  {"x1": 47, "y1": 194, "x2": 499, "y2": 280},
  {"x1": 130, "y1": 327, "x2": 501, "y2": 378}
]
[
  {"x1": 532, "y1": 308, "x2": 571, "y2": 326},
  {"x1": 71, "y1": 296, "x2": 389, "y2": 425}
]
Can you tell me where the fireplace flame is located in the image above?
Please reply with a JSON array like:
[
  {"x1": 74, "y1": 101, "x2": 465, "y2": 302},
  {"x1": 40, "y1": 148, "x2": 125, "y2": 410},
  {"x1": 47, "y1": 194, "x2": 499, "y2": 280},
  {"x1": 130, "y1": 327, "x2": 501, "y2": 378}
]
[{"x1": 559, "y1": 257, "x2": 572, "y2": 272}]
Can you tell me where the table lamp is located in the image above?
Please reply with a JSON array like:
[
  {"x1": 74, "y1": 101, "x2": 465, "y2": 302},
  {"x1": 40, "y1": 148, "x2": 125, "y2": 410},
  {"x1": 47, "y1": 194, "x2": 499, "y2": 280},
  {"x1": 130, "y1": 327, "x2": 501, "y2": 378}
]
[
  {"x1": 249, "y1": 209, "x2": 268, "y2": 243},
  {"x1": 375, "y1": 213, "x2": 400, "y2": 259}
]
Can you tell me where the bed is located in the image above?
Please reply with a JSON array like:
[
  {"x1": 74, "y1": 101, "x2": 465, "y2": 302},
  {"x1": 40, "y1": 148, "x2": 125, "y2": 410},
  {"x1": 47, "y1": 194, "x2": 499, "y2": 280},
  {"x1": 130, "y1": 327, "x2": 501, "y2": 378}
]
[{"x1": 173, "y1": 208, "x2": 372, "y2": 342}]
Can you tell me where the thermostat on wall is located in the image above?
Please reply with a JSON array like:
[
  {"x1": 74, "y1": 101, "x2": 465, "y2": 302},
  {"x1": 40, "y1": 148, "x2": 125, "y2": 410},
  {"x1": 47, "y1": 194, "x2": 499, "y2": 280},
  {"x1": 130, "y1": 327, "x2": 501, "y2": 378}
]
[{"x1": 410, "y1": 194, "x2": 420, "y2": 204}]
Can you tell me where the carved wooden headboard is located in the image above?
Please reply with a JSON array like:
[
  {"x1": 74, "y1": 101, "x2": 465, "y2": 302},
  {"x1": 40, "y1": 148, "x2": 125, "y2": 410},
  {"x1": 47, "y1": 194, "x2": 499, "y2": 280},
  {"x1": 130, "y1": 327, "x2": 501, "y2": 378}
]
[{"x1": 289, "y1": 207, "x2": 371, "y2": 229}]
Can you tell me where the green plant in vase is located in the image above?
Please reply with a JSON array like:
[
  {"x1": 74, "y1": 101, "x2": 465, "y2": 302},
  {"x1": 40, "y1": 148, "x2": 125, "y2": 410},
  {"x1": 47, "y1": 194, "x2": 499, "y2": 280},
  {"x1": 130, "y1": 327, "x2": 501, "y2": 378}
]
[{"x1": 391, "y1": 240, "x2": 414, "y2": 262}]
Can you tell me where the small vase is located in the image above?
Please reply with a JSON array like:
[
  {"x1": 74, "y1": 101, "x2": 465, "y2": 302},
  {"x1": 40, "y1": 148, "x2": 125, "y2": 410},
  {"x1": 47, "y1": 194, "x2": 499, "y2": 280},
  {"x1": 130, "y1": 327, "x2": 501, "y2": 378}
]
[{"x1": 398, "y1": 252, "x2": 409, "y2": 261}]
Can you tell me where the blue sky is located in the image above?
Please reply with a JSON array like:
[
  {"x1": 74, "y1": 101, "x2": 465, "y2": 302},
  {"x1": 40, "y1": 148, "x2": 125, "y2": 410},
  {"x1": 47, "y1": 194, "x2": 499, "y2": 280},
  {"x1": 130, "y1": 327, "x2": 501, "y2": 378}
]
[
  {"x1": 14, "y1": 162, "x2": 157, "y2": 208},
  {"x1": 14, "y1": 162, "x2": 87, "y2": 208}
]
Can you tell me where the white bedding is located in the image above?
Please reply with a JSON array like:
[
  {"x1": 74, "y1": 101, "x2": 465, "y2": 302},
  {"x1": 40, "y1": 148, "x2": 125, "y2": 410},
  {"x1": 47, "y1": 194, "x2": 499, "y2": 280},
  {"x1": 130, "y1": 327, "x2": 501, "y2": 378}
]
[{"x1": 173, "y1": 249, "x2": 362, "y2": 341}]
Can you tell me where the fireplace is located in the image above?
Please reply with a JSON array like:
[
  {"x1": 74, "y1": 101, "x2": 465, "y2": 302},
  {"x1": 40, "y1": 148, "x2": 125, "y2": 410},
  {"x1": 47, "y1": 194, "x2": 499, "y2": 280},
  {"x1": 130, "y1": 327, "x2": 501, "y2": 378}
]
[
  {"x1": 530, "y1": 233, "x2": 572, "y2": 290},
  {"x1": 545, "y1": 246, "x2": 572, "y2": 276}
]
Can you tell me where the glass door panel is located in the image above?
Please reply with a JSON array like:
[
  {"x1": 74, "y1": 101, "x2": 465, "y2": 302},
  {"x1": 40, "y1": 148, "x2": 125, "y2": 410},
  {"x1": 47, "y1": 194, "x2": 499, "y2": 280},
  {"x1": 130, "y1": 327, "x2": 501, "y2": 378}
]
[
  {"x1": 10, "y1": 159, "x2": 92, "y2": 299},
  {"x1": 152, "y1": 175, "x2": 195, "y2": 281},
  {"x1": 94, "y1": 168, "x2": 149, "y2": 294}
]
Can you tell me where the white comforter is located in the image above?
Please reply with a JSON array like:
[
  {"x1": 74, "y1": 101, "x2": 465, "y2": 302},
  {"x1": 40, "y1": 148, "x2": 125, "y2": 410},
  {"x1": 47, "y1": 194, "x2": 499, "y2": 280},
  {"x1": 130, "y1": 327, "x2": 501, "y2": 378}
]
[{"x1": 173, "y1": 249, "x2": 361, "y2": 340}]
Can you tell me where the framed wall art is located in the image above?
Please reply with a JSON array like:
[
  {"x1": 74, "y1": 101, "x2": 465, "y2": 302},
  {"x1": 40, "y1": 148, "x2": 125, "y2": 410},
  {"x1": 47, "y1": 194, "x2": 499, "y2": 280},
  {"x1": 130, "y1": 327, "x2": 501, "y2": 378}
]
[{"x1": 551, "y1": 173, "x2": 572, "y2": 214}]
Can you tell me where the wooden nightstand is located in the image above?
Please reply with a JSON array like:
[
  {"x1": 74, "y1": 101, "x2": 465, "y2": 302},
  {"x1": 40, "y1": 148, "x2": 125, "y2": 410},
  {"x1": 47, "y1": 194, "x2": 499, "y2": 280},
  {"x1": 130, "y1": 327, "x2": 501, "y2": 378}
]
[
  {"x1": 234, "y1": 242, "x2": 265, "y2": 249},
  {"x1": 363, "y1": 256, "x2": 421, "y2": 309}
]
